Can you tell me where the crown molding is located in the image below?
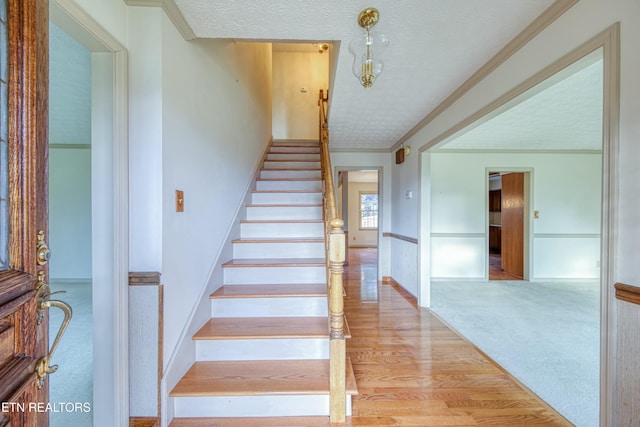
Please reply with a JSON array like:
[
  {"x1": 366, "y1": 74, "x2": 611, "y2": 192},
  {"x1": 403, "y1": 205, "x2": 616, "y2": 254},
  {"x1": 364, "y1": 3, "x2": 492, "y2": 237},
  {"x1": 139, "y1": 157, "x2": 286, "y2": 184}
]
[
  {"x1": 125, "y1": 0, "x2": 196, "y2": 40},
  {"x1": 390, "y1": 0, "x2": 578, "y2": 153}
]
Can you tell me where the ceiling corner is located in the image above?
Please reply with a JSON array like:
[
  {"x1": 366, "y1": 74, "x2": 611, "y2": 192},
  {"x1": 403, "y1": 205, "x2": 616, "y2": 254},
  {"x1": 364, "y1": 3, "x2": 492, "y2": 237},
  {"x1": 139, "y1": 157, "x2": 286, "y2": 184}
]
[{"x1": 125, "y1": 0, "x2": 196, "y2": 41}]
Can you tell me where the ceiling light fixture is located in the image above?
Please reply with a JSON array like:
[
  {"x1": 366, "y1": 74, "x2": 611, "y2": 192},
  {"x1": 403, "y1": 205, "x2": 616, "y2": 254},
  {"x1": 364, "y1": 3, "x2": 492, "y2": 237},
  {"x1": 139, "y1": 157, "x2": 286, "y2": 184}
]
[{"x1": 348, "y1": 7, "x2": 389, "y2": 88}]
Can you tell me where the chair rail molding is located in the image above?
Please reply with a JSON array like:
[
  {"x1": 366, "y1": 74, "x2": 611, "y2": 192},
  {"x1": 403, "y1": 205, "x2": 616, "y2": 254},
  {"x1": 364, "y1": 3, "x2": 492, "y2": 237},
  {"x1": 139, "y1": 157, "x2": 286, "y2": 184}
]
[{"x1": 614, "y1": 283, "x2": 640, "y2": 306}]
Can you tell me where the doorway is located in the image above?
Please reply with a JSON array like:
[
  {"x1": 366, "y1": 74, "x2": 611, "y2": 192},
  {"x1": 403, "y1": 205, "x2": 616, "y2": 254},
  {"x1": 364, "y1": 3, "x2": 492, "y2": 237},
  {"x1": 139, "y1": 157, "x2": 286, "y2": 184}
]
[
  {"x1": 488, "y1": 171, "x2": 529, "y2": 281},
  {"x1": 337, "y1": 168, "x2": 381, "y2": 300},
  {"x1": 49, "y1": 2, "x2": 130, "y2": 425},
  {"x1": 423, "y1": 46, "x2": 606, "y2": 427}
]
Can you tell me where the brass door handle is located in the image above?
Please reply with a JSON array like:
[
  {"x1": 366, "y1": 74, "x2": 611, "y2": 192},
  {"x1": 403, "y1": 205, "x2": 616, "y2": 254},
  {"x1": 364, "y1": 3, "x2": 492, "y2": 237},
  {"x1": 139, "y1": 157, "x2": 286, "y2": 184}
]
[{"x1": 35, "y1": 275, "x2": 73, "y2": 389}]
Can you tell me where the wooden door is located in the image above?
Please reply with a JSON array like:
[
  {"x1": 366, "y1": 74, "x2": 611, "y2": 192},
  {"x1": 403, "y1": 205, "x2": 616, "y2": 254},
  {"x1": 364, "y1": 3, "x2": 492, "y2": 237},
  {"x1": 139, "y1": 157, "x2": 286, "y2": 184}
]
[
  {"x1": 501, "y1": 173, "x2": 524, "y2": 279},
  {"x1": 0, "y1": 0, "x2": 56, "y2": 425}
]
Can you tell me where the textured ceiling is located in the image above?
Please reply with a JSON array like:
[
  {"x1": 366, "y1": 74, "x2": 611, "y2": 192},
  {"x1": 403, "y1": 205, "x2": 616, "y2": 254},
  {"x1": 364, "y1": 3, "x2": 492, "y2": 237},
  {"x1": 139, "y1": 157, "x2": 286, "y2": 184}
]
[
  {"x1": 173, "y1": 0, "x2": 556, "y2": 150},
  {"x1": 441, "y1": 53, "x2": 603, "y2": 151}
]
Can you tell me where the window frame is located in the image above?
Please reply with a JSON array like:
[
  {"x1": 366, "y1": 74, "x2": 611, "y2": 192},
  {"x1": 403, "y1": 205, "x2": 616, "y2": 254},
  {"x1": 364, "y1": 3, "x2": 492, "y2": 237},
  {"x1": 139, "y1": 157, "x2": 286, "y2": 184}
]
[{"x1": 359, "y1": 191, "x2": 379, "y2": 230}]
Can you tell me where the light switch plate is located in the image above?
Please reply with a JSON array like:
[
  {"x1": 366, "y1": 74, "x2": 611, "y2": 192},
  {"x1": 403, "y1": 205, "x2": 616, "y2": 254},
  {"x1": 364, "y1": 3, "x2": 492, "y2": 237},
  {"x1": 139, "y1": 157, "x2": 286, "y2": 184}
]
[{"x1": 176, "y1": 190, "x2": 184, "y2": 212}]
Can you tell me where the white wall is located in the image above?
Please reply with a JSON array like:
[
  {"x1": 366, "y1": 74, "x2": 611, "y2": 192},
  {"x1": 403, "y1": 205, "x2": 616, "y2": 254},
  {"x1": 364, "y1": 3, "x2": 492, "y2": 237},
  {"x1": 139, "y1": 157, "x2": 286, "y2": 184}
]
[
  {"x1": 272, "y1": 50, "x2": 328, "y2": 140},
  {"x1": 392, "y1": 0, "x2": 640, "y2": 422},
  {"x1": 160, "y1": 8, "x2": 273, "y2": 380},
  {"x1": 49, "y1": 148, "x2": 92, "y2": 279},
  {"x1": 49, "y1": 22, "x2": 92, "y2": 280},
  {"x1": 347, "y1": 181, "x2": 378, "y2": 247},
  {"x1": 128, "y1": 7, "x2": 164, "y2": 273},
  {"x1": 430, "y1": 152, "x2": 601, "y2": 280}
]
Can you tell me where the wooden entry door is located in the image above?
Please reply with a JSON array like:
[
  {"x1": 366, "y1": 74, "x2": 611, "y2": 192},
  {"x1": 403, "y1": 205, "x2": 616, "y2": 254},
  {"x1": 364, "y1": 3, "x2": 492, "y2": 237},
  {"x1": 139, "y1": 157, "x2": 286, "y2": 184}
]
[
  {"x1": 0, "y1": 1, "x2": 62, "y2": 425},
  {"x1": 501, "y1": 173, "x2": 524, "y2": 279}
]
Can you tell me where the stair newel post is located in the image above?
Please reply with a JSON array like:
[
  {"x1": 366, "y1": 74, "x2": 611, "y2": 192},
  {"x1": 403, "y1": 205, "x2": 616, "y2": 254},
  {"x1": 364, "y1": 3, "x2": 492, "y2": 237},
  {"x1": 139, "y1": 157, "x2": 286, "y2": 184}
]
[{"x1": 328, "y1": 218, "x2": 346, "y2": 423}]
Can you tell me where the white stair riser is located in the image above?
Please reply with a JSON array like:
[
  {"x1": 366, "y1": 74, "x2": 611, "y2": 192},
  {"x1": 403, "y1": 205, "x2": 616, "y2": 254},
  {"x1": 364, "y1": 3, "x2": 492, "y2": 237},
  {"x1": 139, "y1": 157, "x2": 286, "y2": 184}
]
[
  {"x1": 257, "y1": 180, "x2": 322, "y2": 191},
  {"x1": 260, "y1": 169, "x2": 321, "y2": 179},
  {"x1": 240, "y1": 222, "x2": 324, "y2": 238},
  {"x1": 224, "y1": 266, "x2": 326, "y2": 284},
  {"x1": 195, "y1": 338, "x2": 329, "y2": 361},
  {"x1": 269, "y1": 146, "x2": 320, "y2": 154},
  {"x1": 173, "y1": 395, "x2": 352, "y2": 417},
  {"x1": 263, "y1": 161, "x2": 321, "y2": 169},
  {"x1": 252, "y1": 192, "x2": 322, "y2": 204},
  {"x1": 266, "y1": 153, "x2": 320, "y2": 161},
  {"x1": 211, "y1": 297, "x2": 328, "y2": 317},
  {"x1": 233, "y1": 241, "x2": 325, "y2": 259},
  {"x1": 246, "y1": 205, "x2": 322, "y2": 220}
]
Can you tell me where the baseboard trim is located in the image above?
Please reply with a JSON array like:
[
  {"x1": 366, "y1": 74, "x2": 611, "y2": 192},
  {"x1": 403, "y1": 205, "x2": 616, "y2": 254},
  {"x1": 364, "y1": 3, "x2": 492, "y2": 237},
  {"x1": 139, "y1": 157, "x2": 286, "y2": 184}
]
[
  {"x1": 386, "y1": 277, "x2": 418, "y2": 309},
  {"x1": 130, "y1": 417, "x2": 159, "y2": 427}
]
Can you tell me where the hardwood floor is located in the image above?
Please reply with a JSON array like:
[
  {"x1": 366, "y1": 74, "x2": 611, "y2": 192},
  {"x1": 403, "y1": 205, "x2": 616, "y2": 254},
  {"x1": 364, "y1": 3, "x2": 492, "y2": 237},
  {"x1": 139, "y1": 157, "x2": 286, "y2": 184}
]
[
  {"x1": 171, "y1": 248, "x2": 571, "y2": 426},
  {"x1": 343, "y1": 248, "x2": 570, "y2": 426},
  {"x1": 488, "y1": 252, "x2": 522, "y2": 281}
]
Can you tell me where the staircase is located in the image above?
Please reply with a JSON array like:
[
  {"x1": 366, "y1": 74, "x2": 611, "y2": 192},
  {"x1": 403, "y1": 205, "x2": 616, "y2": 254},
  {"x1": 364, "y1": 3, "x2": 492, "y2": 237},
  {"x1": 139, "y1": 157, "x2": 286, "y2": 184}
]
[{"x1": 169, "y1": 140, "x2": 357, "y2": 425}]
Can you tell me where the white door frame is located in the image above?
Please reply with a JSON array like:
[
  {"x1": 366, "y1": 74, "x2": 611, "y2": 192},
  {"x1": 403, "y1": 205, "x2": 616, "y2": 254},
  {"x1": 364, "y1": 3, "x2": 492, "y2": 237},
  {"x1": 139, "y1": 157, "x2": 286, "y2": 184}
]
[{"x1": 50, "y1": 2, "x2": 129, "y2": 426}]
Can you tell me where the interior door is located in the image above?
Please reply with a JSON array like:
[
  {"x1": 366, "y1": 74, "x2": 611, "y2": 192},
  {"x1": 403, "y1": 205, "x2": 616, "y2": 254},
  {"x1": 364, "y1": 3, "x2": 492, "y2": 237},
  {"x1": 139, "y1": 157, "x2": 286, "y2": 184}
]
[
  {"x1": 0, "y1": 0, "x2": 58, "y2": 425},
  {"x1": 501, "y1": 173, "x2": 524, "y2": 279}
]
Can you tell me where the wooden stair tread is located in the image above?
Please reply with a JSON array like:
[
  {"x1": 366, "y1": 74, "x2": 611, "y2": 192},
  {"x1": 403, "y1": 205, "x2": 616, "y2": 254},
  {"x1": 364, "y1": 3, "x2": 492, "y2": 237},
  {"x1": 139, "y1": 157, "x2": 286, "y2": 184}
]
[
  {"x1": 169, "y1": 359, "x2": 358, "y2": 397},
  {"x1": 210, "y1": 284, "x2": 327, "y2": 299},
  {"x1": 231, "y1": 238, "x2": 324, "y2": 243},
  {"x1": 169, "y1": 416, "x2": 330, "y2": 427},
  {"x1": 193, "y1": 317, "x2": 329, "y2": 340},
  {"x1": 223, "y1": 258, "x2": 325, "y2": 267}
]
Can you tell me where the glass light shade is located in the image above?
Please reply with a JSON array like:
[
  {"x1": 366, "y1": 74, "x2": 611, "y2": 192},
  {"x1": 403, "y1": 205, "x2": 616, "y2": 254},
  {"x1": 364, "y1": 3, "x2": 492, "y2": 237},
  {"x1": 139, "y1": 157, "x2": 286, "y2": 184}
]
[{"x1": 348, "y1": 30, "x2": 389, "y2": 88}]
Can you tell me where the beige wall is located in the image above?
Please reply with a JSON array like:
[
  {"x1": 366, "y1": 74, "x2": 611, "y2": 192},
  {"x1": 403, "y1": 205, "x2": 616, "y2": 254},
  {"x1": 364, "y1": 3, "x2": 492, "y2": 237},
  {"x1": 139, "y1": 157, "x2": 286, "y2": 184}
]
[{"x1": 272, "y1": 50, "x2": 329, "y2": 140}]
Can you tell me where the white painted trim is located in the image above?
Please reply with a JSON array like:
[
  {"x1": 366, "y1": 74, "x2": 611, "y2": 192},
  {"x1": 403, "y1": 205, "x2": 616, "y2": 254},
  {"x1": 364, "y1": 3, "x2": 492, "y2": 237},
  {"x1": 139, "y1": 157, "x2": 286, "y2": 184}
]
[
  {"x1": 125, "y1": 0, "x2": 196, "y2": 41},
  {"x1": 113, "y1": 49, "x2": 131, "y2": 427},
  {"x1": 50, "y1": 2, "x2": 130, "y2": 426},
  {"x1": 599, "y1": 23, "x2": 620, "y2": 427}
]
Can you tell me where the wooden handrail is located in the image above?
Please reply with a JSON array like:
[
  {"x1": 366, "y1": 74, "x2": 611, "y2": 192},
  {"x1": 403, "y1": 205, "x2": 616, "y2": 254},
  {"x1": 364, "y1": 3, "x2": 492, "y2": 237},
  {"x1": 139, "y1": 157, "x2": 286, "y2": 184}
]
[{"x1": 318, "y1": 89, "x2": 347, "y2": 423}]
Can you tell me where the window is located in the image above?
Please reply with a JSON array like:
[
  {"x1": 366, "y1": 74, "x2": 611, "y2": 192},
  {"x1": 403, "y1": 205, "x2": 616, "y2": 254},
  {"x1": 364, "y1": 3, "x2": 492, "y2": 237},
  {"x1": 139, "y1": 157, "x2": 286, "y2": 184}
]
[{"x1": 359, "y1": 192, "x2": 378, "y2": 229}]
